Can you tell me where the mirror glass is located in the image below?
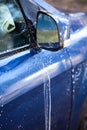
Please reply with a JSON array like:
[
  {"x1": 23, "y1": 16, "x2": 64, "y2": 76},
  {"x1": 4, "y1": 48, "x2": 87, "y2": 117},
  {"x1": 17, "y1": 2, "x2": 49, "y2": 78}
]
[{"x1": 37, "y1": 13, "x2": 60, "y2": 50}]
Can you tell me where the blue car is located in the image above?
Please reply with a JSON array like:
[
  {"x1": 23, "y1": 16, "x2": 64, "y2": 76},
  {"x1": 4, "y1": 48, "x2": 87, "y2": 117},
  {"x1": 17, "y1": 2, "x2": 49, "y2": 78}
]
[{"x1": 0, "y1": 0, "x2": 87, "y2": 130}]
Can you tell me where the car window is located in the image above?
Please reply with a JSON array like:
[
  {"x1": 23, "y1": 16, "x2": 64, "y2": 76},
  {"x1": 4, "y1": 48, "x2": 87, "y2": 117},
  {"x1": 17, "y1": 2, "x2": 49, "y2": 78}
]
[{"x1": 0, "y1": 0, "x2": 30, "y2": 54}]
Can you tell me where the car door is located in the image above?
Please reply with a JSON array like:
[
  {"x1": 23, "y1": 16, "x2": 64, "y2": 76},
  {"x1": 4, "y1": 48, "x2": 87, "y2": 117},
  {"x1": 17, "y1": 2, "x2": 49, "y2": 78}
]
[
  {"x1": 0, "y1": 0, "x2": 72, "y2": 130},
  {"x1": 68, "y1": 27, "x2": 87, "y2": 130},
  {"x1": 0, "y1": 49, "x2": 72, "y2": 130}
]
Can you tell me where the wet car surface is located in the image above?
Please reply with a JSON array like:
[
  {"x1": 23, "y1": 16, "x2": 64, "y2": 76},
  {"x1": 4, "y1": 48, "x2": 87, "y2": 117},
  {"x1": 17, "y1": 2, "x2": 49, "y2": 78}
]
[{"x1": 0, "y1": 0, "x2": 87, "y2": 130}]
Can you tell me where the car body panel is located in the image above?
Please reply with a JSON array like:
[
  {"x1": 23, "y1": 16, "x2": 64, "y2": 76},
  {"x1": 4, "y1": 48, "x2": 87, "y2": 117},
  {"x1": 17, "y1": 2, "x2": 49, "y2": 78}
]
[
  {"x1": 67, "y1": 27, "x2": 87, "y2": 130},
  {"x1": 0, "y1": 0, "x2": 87, "y2": 130},
  {"x1": 0, "y1": 48, "x2": 72, "y2": 130}
]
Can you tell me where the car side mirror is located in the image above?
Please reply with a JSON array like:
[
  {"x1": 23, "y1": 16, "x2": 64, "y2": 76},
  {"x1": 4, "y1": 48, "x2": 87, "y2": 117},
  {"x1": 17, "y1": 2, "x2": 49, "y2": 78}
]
[{"x1": 36, "y1": 11, "x2": 63, "y2": 51}]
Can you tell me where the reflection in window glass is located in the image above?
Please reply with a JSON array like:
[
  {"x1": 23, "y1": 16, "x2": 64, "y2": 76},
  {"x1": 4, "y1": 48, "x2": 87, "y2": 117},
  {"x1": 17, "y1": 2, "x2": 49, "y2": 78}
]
[{"x1": 0, "y1": 0, "x2": 30, "y2": 53}]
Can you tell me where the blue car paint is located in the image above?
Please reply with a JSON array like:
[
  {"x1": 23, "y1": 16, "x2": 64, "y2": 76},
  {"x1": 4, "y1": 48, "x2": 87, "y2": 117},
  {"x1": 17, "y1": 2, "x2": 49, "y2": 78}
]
[
  {"x1": 0, "y1": 45, "x2": 71, "y2": 130},
  {"x1": 68, "y1": 27, "x2": 87, "y2": 130},
  {"x1": 17, "y1": 2, "x2": 87, "y2": 130},
  {"x1": 0, "y1": 48, "x2": 72, "y2": 130},
  {"x1": 0, "y1": 0, "x2": 87, "y2": 130},
  {"x1": 68, "y1": 13, "x2": 87, "y2": 32}
]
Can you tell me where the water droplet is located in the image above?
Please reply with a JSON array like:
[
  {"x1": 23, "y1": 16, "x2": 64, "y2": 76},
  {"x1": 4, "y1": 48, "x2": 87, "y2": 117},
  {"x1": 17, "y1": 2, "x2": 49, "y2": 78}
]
[
  {"x1": 0, "y1": 124, "x2": 2, "y2": 127},
  {"x1": 60, "y1": 55, "x2": 64, "y2": 58},
  {"x1": 72, "y1": 81, "x2": 75, "y2": 84},
  {"x1": 73, "y1": 89, "x2": 75, "y2": 93},
  {"x1": 72, "y1": 68, "x2": 74, "y2": 73},
  {"x1": 10, "y1": 120, "x2": 13, "y2": 122},
  {"x1": 63, "y1": 59, "x2": 66, "y2": 63},
  {"x1": 42, "y1": 64, "x2": 51, "y2": 130},
  {"x1": 49, "y1": 56, "x2": 52, "y2": 64},
  {"x1": 1, "y1": 111, "x2": 3, "y2": 113},
  {"x1": 1, "y1": 104, "x2": 3, "y2": 108},
  {"x1": 18, "y1": 124, "x2": 22, "y2": 129},
  {"x1": 67, "y1": 88, "x2": 70, "y2": 92},
  {"x1": 72, "y1": 75, "x2": 74, "y2": 78},
  {"x1": 0, "y1": 96, "x2": 2, "y2": 100},
  {"x1": 66, "y1": 88, "x2": 70, "y2": 95}
]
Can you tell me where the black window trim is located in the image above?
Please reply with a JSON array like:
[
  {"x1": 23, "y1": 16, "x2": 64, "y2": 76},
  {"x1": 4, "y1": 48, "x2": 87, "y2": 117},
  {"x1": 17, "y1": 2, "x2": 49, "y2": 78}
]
[{"x1": 0, "y1": 44, "x2": 33, "y2": 59}]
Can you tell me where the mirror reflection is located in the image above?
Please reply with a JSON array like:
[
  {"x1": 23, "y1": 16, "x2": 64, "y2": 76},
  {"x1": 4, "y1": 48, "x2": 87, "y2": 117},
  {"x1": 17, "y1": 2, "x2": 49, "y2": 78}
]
[{"x1": 37, "y1": 13, "x2": 59, "y2": 45}]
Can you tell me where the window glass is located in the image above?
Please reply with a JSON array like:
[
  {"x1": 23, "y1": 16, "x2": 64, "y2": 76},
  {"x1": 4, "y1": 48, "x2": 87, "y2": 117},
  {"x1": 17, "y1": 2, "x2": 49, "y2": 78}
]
[{"x1": 0, "y1": 0, "x2": 30, "y2": 53}]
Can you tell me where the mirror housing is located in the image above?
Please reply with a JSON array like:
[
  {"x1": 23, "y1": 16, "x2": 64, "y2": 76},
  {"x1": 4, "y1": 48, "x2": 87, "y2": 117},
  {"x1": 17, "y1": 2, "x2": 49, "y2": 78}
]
[{"x1": 36, "y1": 11, "x2": 63, "y2": 51}]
